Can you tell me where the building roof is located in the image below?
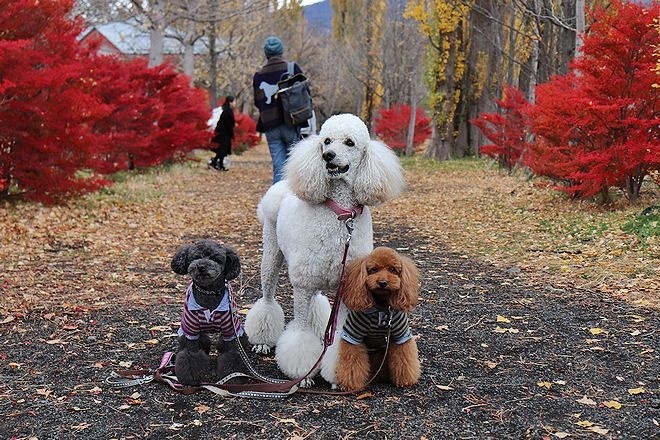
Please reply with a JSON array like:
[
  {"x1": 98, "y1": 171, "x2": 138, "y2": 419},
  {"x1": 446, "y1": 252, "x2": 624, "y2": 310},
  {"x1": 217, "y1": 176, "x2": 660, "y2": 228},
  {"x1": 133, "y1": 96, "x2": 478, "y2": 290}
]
[{"x1": 80, "y1": 18, "x2": 208, "y2": 56}]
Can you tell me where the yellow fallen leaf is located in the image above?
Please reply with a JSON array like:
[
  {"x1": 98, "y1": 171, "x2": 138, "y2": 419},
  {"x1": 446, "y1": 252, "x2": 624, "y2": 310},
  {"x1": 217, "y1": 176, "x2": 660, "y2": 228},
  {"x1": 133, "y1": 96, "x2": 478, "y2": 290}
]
[
  {"x1": 589, "y1": 328, "x2": 605, "y2": 335},
  {"x1": 493, "y1": 326, "x2": 507, "y2": 333},
  {"x1": 119, "y1": 361, "x2": 133, "y2": 368},
  {"x1": 575, "y1": 420, "x2": 593, "y2": 427},
  {"x1": 149, "y1": 325, "x2": 170, "y2": 332},
  {"x1": 130, "y1": 392, "x2": 141, "y2": 399},
  {"x1": 602, "y1": 400, "x2": 622, "y2": 410},
  {"x1": 537, "y1": 381, "x2": 552, "y2": 389},
  {"x1": 626, "y1": 314, "x2": 645, "y2": 323},
  {"x1": 195, "y1": 404, "x2": 210, "y2": 414},
  {"x1": 144, "y1": 339, "x2": 160, "y2": 345},
  {"x1": 238, "y1": 308, "x2": 250, "y2": 315},
  {"x1": 628, "y1": 387, "x2": 645, "y2": 395},
  {"x1": 484, "y1": 361, "x2": 498, "y2": 369},
  {"x1": 576, "y1": 396, "x2": 597, "y2": 406},
  {"x1": 356, "y1": 391, "x2": 374, "y2": 399},
  {"x1": 0, "y1": 315, "x2": 15, "y2": 324},
  {"x1": 587, "y1": 426, "x2": 609, "y2": 435},
  {"x1": 496, "y1": 315, "x2": 511, "y2": 323}
]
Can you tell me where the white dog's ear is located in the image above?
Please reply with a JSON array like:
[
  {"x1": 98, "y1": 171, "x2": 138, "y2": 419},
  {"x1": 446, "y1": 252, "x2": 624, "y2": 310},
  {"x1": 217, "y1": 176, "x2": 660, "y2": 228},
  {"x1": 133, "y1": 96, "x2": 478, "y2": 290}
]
[
  {"x1": 285, "y1": 135, "x2": 329, "y2": 204},
  {"x1": 353, "y1": 140, "x2": 406, "y2": 205}
]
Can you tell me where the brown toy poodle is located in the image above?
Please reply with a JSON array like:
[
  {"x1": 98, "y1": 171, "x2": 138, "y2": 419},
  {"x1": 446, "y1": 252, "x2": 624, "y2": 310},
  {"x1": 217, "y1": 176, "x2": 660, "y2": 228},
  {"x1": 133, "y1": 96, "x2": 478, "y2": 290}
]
[{"x1": 335, "y1": 247, "x2": 421, "y2": 391}]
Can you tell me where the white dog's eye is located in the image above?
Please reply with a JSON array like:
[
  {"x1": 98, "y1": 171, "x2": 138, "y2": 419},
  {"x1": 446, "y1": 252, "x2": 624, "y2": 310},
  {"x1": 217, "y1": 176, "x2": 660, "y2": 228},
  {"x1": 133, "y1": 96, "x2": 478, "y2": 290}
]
[
  {"x1": 323, "y1": 138, "x2": 332, "y2": 145},
  {"x1": 344, "y1": 139, "x2": 355, "y2": 147}
]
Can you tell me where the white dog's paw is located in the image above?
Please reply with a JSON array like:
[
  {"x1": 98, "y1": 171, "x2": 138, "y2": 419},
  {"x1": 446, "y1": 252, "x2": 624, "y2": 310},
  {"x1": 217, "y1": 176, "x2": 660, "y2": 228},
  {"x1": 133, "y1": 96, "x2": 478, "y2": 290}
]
[
  {"x1": 298, "y1": 378, "x2": 314, "y2": 388},
  {"x1": 251, "y1": 344, "x2": 272, "y2": 354}
]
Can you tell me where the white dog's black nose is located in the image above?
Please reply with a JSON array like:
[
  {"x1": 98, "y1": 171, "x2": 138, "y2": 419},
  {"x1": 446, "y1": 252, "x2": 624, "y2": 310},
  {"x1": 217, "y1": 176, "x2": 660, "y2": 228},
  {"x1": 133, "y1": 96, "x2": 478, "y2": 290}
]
[{"x1": 323, "y1": 151, "x2": 336, "y2": 162}]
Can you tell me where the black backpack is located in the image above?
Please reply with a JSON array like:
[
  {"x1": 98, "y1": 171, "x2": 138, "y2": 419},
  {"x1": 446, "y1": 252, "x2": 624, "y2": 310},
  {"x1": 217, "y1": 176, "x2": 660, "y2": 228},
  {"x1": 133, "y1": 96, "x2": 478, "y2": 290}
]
[{"x1": 277, "y1": 62, "x2": 313, "y2": 127}]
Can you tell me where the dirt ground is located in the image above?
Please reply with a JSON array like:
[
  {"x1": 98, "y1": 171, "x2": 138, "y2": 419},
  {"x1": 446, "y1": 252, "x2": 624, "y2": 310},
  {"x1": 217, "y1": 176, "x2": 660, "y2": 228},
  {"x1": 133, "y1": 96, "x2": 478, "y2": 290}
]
[{"x1": 0, "y1": 144, "x2": 658, "y2": 439}]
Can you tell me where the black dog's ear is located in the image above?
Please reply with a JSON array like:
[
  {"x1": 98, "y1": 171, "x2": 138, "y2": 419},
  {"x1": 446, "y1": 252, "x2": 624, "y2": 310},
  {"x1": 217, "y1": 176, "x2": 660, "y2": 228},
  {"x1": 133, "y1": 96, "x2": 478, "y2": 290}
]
[
  {"x1": 171, "y1": 245, "x2": 191, "y2": 275},
  {"x1": 223, "y1": 247, "x2": 241, "y2": 280}
]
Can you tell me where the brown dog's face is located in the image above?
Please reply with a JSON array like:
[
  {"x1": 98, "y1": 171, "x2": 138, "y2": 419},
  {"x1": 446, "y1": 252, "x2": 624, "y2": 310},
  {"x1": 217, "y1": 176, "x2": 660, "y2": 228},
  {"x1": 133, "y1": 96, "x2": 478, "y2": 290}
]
[
  {"x1": 364, "y1": 248, "x2": 404, "y2": 304},
  {"x1": 343, "y1": 246, "x2": 419, "y2": 312}
]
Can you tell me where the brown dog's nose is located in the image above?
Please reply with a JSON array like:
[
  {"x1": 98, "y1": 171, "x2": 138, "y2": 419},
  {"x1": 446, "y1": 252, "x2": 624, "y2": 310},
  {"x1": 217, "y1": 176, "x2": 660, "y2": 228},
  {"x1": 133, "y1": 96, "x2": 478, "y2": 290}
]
[{"x1": 378, "y1": 280, "x2": 388, "y2": 289}]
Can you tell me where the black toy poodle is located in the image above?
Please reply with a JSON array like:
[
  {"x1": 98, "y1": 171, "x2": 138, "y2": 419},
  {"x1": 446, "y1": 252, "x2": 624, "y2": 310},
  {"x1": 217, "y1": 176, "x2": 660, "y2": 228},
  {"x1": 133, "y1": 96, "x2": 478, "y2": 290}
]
[{"x1": 170, "y1": 239, "x2": 247, "y2": 385}]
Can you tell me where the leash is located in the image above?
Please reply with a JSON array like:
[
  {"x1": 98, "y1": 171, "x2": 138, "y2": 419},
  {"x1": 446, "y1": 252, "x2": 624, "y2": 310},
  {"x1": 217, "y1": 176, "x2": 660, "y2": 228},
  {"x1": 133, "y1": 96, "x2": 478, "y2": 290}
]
[{"x1": 106, "y1": 201, "x2": 397, "y2": 397}]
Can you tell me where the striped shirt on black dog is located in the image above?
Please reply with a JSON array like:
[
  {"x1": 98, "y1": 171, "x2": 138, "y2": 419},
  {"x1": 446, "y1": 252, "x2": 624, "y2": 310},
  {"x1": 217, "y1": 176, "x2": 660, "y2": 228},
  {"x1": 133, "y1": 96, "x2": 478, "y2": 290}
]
[
  {"x1": 340, "y1": 308, "x2": 413, "y2": 353},
  {"x1": 177, "y1": 283, "x2": 244, "y2": 341}
]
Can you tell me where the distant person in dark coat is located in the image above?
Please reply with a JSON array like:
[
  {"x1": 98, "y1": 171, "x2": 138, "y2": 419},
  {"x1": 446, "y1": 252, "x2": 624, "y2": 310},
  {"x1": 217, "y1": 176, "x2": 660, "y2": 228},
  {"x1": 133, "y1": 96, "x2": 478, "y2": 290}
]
[
  {"x1": 209, "y1": 96, "x2": 235, "y2": 171},
  {"x1": 253, "y1": 36, "x2": 303, "y2": 183}
]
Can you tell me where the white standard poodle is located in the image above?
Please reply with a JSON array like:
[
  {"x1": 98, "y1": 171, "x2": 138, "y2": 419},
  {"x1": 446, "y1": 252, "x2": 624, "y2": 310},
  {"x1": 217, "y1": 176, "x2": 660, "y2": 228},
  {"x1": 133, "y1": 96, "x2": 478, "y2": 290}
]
[{"x1": 244, "y1": 113, "x2": 406, "y2": 386}]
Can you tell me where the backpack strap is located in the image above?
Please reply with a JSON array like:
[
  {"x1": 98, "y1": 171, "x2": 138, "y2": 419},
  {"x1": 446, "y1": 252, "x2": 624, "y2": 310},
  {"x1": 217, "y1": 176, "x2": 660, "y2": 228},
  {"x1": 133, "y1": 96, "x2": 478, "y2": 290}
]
[{"x1": 287, "y1": 61, "x2": 294, "y2": 79}]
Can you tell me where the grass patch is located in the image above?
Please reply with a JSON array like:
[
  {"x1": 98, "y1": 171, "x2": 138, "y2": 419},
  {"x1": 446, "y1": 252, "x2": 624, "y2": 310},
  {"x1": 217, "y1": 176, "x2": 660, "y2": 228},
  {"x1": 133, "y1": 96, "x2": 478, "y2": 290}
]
[{"x1": 623, "y1": 205, "x2": 660, "y2": 239}]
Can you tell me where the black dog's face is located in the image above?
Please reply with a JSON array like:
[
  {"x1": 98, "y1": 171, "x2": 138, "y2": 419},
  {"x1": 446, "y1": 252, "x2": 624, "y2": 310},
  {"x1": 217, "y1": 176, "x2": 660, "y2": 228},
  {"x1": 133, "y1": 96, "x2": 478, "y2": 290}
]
[{"x1": 171, "y1": 240, "x2": 241, "y2": 291}]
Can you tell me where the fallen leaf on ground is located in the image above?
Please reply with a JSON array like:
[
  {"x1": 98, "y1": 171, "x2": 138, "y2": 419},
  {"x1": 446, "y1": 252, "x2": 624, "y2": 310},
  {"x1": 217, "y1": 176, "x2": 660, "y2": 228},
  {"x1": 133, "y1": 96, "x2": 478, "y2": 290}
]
[
  {"x1": 436, "y1": 384, "x2": 454, "y2": 391},
  {"x1": 195, "y1": 404, "x2": 210, "y2": 414},
  {"x1": 537, "y1": 381, "x2": 552, "y2": 389},
  {"x1": 587, "y1": 426, "x2": 609, "y2": 435},
  {"x1": 496, "y1": 315, "x2": 511, "y2": 323},
  {"x1": 553, "y1": 432, "x2": 571, "y2": 438},
  {"x1": 602, "y1": 400, "x2": 622, "y2": 409},
  {"x1": 576, "y1": 396, "x2": 597, "y2": 406},
  {"x1": 628, "y1": 387, "x2": 645, "y2": 395},
  {"x1": 575, "y1": 420, "x2": 593, "y2": 427},
  {"x1": 589, "y1": 328, "x2": 605, "y2": 335}
]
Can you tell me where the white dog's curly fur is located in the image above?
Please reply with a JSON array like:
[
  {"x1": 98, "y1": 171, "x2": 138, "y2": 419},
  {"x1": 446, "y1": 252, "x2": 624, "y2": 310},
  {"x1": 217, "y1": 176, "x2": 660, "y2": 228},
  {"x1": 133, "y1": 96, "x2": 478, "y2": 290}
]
[{"x1": 244, "y1": 114, "x2": 405, "y2": 387}]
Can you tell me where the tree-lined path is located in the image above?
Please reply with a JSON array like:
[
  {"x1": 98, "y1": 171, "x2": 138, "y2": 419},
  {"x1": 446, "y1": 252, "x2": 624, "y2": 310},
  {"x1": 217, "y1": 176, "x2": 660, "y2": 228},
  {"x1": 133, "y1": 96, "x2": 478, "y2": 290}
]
[{"x1": 1, "y1": 144, "x2": 657, "y2": 439}]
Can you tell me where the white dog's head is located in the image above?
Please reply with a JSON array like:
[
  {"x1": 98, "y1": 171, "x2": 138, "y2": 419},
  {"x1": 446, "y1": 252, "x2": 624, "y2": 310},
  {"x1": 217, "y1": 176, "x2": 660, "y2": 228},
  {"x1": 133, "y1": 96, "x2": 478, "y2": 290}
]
[{"x1": 285, "y1": 114, "x2": 405, "y2": 206}]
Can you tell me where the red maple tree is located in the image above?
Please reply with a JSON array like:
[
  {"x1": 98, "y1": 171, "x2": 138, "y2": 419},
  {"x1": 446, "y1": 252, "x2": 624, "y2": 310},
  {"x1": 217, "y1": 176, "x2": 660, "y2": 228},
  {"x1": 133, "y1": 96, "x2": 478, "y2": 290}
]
[
  {"x1": 471, "y1": 86, "x2": 529, "y2": 173},
  {"x1": 0, "y1": 0, "x2": 212, "y2": 203},
  {"x1": 0, "y1": 0, "x2": 113, "y2": 203},
  {"x1": 233, "y1": 112, "x2": 260, "y2": 154},
  {"x1": 525, "y1": 0, "x2": 660, "y2": 202},
  {"x1": 374, "y1": 104, "x2": 431, "y2": 153}
]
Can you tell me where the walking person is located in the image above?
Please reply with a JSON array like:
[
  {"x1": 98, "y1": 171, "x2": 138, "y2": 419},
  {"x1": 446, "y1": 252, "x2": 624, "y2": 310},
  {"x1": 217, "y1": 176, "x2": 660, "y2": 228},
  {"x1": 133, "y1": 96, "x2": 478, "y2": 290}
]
[
  {"x1": 209, "y1": 96, "x2": 235, "y2": 171},
  {"x1": 253, "y1": 36, "x2": 303, "y2": 183}
]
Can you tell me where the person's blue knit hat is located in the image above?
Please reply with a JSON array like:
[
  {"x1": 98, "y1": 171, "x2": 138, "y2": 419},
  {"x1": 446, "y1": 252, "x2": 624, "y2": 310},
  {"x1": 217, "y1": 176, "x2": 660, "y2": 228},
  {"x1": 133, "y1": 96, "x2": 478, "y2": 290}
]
[{"x1": 264, "y1": 36, "x2": 284, "y2": 58}]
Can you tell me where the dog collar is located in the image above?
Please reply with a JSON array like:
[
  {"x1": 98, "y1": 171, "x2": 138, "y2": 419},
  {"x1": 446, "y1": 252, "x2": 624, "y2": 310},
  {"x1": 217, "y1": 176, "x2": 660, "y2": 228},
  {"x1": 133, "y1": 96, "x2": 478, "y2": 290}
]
[
  {"x1": 192, "y1": 283, "x2": 225, "y2": 296},
  {"x1": 325, "y1": 199, "x2": 364, "y2": 221}
]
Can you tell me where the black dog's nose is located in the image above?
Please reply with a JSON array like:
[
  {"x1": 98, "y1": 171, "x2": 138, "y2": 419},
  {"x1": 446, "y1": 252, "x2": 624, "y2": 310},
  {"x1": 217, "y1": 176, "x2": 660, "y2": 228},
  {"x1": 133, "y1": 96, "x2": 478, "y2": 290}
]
[
  {"x1": 378, "y1": 280, "x2": 388, "y2": 289},
  {"x1": 323, "y1": 151, "x2": 336, "y2": 162}
]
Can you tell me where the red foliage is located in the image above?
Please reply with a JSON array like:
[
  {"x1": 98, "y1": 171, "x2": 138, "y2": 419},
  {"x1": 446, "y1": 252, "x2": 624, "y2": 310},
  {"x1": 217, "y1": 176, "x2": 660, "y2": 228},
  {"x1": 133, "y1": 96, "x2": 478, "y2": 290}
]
[
  {"x1": 0, "y1": 0, "x2": 211, "y2": 203},
  {"x1": 471, "y1": 86, "x2": 529, "y2": 172},
  {"x1": 525, "y1": 0, "x2": 660, "y2": 201},
  {"x1": 233, "y1": 112, "x2": 260, "y2": 153},
  {"x1": 0, "y1": 0, "x2": 113, "y2": 203},
  {"x1": 374, "y1": 104, "x2": 431, "y2": 152}
]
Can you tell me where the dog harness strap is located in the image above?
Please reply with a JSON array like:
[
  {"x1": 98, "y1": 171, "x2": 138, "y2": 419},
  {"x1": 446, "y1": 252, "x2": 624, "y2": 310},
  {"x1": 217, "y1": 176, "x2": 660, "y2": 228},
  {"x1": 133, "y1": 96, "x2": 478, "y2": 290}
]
[{"x1": 324, "y1": 199, "x2": 364, "y2": 221}]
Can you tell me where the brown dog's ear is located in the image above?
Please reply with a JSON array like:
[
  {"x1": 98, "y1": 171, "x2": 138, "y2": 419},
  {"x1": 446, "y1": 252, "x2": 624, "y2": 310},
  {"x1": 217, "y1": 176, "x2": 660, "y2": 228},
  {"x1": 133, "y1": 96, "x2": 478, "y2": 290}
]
[
  {"x1": 223, "y1": 246, "x2": 241, "y2": 281},
  {"x1": 389, "y1": 255, "x2": 419, "y2": 312},
  {"x1": 342, "y1": 256, "x2": 375, "y2": 311},
  {"x1": 171, "y1": 244, "x2": 191, "y2": 275}
]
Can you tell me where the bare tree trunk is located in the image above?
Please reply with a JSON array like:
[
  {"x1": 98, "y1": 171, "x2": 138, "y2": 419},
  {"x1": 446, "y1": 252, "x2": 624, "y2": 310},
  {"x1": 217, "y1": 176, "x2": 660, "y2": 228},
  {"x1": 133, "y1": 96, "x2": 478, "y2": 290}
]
[
  {"x1": 148, "y1": 0, "x2": 165, "y2": 67},
  {"x1": 527, "y1": 0, "x2": 541, "y2": 104},
  {"x1": 506, "y1": 2, "x2": 517, "y2": 85},
  {"x1": 208, "y1": 21, "x2": 218, "y2": 108},
  {"x1": 575, "y1": 0, "x2": 585, "y2": 58},
  {"x1": 405, "y1": 96, "x2": 417, "y2": 156}
]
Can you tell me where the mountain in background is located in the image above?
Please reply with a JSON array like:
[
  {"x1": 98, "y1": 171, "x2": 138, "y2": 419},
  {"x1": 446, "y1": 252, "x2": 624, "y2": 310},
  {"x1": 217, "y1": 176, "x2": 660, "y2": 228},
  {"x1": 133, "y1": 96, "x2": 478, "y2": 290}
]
[{"x1": 303, "y1": 0, "x2": 332, "y2": 33}]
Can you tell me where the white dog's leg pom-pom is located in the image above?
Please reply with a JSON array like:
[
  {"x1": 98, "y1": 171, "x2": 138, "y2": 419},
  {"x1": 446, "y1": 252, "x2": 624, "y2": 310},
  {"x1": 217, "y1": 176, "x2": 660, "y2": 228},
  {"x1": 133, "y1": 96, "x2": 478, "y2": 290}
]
[
  {"x1": 319, "y1": 334, "x2": 340, "y2": 386},
  {"x1": 275, "y1": 324, "x2": 324, "y2": 387},
  {"x1": 307, "y1": 293, "x2": 331, "y2": 340},
  {"x1": 245, "y1": 297, "x2": 285, "y2": 354}
]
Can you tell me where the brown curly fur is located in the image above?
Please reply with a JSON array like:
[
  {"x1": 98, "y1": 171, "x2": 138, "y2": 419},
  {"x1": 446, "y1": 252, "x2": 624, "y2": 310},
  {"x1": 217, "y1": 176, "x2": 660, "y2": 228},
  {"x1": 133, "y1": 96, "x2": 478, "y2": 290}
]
[{"x1": 336, "y1": 247, "x2": 421, "y2": 391}]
